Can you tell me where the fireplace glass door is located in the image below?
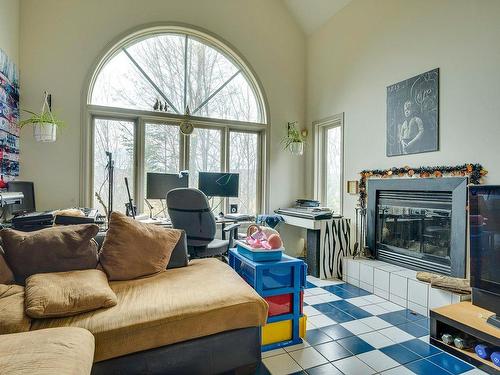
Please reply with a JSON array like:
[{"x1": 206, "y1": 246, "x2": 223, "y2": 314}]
[{"x1": 376, "y1": 191, "x2": 452, "y2": 266}]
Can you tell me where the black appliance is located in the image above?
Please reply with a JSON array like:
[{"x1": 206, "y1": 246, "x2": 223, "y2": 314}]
[{"x1": 469, "y1": 185, "x2": 500, "y2": 328}]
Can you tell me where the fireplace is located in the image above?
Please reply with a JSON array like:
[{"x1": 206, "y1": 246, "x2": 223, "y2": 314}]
[{"x1": 367, "y1": 178, "x2": 467, "y2": 277}]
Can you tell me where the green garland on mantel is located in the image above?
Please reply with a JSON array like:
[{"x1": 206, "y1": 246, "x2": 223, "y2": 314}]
[{"x1": 358, "y1": 163, "x2": 488, "y2": 209}]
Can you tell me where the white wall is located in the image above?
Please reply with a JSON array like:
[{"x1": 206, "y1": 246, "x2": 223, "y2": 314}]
[
  {"x1": 307, "y1": 0, "x2": 500, "y2": 223},
  {"x1": 18, "y1": 0, "x2": 306, "y2": 216},
  {"x1": 0, "y1": 0, "x2": 19, "y2": 66}
]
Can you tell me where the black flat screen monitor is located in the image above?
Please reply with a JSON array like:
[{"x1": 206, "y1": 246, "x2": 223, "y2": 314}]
[
  {"x1": 469, "y1": 185, "x2": 500, "y2": 318},
  {"x1": 198, "y1": 172, "x2": 239, "y2": 198},
  {"x1": 146, "y1": 173, "x2": 188, "y2": 200},
  {"x1": 7, "y1": 181, "x2": 35, "y2": 214}
]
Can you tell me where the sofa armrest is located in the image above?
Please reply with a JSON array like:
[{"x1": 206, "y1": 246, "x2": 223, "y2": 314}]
[
  {"x1": 167, "y1": 230, "x2": 189, "y2": 269},
  {"x1": 94, "y1": 229, "x2": 189, "y2": 269}
]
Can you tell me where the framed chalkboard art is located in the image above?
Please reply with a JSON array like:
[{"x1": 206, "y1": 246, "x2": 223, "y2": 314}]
[{"x1": 386, "y1": 68, "x2": 439, "y2": 157}]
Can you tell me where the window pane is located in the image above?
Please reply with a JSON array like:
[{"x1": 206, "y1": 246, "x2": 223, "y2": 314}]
[
  {"x1": 186, "y1": 37, "x2": 239, "y2": 114},
  {"x1": 91, "y1": 51, "x2": 159, "y2": 111},
  {"x1": 90, "y1": 32, "x2": 264, "y2": 123},
  {"x1": 189, "y1": 127, "x2": 222, "y2": 188},
  {"x1": 325, "y1": 126, "x2": 342, "y2": 213},
  {"x1": 202, "y1": 73, "x2": 260, "y2": 123},
  {"x1": 93, "y1": 119, "x2": 135, "y2": 214},
  {"x1": 143, "y1": 123, "x2": 180, "y2": 217},
  {"x1": 126, "y1": 34, "x2": 185, "y2": 113},
  {"x1": 229, "y1": 131, "x2": 259, "y2": 215},
  {"x1": 144, "y1": 123, "x2": 180, "y2": 174}
]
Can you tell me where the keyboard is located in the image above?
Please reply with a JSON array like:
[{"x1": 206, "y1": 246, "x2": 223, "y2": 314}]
[
  {"x1": 53, "y1": 208, "x2": 99, "y2": 225},
  {"x1": 275, "y1": 207, "x2": 335, "y2": 220},
  {"x1": 12, "y1": 211, "x2": 55, "y2": 230}
]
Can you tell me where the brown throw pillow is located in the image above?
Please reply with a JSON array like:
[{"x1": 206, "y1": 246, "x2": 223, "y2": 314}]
[
  {"x1": 1, "y1": 224, "x2": 99, "y2": 283},
  {"x1": 0, "y1": 247, "x2": 14, "y2": 284},
  {"x1": 24, "y1": 269, "x2": 117, "y2": 318},
  {"x1": 99, "y1": 212, "x2": 181, "y2": 281}
]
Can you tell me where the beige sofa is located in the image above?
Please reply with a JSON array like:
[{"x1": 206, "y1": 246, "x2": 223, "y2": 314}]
[{"x1": 0, "y1": 258, "x2": 268, "y2": 374}]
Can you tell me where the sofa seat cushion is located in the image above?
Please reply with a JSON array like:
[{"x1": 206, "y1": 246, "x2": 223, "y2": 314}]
[
  {"x1": 0, "y1": 284, "x2": 31, "y2": 334},
  {"x1": 31, "y1": 258, "x2": 268, "y2": 362},
  {"x1": 0, "y1": 327, "x2": 94, "y2": 375}
]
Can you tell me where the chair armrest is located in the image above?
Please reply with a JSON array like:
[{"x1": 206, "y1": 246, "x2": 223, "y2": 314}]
[{"x1": 222, "y1": 223, "x2": 240, "y2": 232}]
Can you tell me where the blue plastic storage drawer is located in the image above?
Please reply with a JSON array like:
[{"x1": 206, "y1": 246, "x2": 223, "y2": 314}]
[
  {"x1": 236, "y1": 242, "x2": 283, "y2": 262},
  {"x1": 230, "y1": 254, "x2": 306, "y2": 291}
]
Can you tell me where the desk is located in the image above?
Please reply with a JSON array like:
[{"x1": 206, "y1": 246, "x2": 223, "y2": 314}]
[
  {"x1": 280, "y1": 214, "x2": 351, "y2": 279},
  {"x1": 135, "y1": 215, "x2": 250, "y2": 240}
]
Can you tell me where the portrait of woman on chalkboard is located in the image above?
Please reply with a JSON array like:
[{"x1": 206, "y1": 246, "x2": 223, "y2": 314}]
[{"x1": 386, "y1": 69, "x2": 439, "y2": 156}]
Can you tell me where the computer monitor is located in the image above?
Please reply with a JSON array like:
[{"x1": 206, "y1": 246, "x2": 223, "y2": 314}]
[
  {"x1": 198, "y1": 172, "x2": 239, "y2": 197},
  {"x1": 7, "y1": 181, "x2": 35, "y2": 214},
  {"x1": 146, "y1": 173, "x2": 188, "y2": 200}
]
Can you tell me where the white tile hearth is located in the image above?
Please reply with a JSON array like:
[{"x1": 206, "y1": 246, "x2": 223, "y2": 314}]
[
  {"x1": 343, "y1": 257, "x2": 469, "y2": 317},
  {"x1": 408, "y1": 279, "x2": 428, "y2": 307}
]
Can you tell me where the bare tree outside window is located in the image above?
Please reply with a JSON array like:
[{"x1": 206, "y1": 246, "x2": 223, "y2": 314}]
[
  {"x1": 93, "y1": 119, "x2": 135, "y2": 214},
  {"x1": 89, "y1": 30, "x2": 265, "y2": 215},
  {"x1": 326, "y1": 126, "x2": 341, "y2": 213},
  {"x1": 230, "y1": 131, "x2": 258, "y2": 214}
]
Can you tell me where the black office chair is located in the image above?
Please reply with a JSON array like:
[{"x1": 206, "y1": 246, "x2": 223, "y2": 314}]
[{"x1": 166, "y1": 188, "x2": 239, "y2": 259}]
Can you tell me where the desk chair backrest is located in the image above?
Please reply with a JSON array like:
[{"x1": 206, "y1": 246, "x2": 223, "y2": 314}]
[{"x1": 166, "y1": 188, "x2": 216, "y2": 247}]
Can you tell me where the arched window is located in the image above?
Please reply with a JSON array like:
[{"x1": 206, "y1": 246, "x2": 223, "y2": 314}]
[{"x1": 86, "y1": 26, "x2": 267, "y2": 216}]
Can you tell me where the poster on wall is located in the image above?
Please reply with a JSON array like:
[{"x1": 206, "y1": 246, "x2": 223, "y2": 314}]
[
  {"x1": 0, "y1": 48, "x2": 20, "y2": 181},
  {"x1": 386, "y1": 68, "x2": 439, "y2": 157}
]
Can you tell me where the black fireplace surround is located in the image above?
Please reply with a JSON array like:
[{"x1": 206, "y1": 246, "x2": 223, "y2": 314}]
[{"x1": 367, "y1": 177, "x2": 467, "y2": 278}]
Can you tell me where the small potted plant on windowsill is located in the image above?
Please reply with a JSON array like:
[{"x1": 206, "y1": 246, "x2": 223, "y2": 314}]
[
  {"x1": 19, "y1": 92, "x2": 64, "y2": 143},
  {"x1": 281, "y1": 121, "x2": 306, "y2": 156}
]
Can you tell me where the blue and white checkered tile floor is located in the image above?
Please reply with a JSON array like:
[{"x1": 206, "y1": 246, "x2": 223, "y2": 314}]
[{"x1": 256, "y1": 275, "x2": 487, "y2": 375}]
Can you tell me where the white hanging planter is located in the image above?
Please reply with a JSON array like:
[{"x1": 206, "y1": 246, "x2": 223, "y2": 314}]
[
  {"x1": 289, "y1": 141, "x2": 304, "y2": 156},
  {"x1": 20, "y1": 92, "x2": 63, "y2": 143},
  {"x1": 33, "y1": 122, "x2": 57, "y2": 142}
]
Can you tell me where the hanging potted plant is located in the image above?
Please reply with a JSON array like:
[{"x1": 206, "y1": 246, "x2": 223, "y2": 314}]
[
  {"x1": 281, "y1": 121, "x2": 306, "y2": 156},
  {"x1": 19, "y1": 92, "x2": 64, "y2": 142}
]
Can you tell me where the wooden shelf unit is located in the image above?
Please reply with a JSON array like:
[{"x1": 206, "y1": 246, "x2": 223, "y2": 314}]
[{"x1": 430, "y1": 301, "x2": 500, "y2": 374}]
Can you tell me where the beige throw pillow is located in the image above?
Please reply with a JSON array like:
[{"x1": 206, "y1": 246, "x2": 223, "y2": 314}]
[
  {"x1": 24, "y1": 269, "x2": 117, "y2": 318},
  {"x1": 99, "y1": 212, "x2": 182, "y2": 281}
]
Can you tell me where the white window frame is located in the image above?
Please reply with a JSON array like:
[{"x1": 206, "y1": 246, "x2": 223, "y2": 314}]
[
  {"x1": 80, "y1": 23, "x2": 270, "y2": 215},
  {"x1": 313, "y1": 113, "x2": 344, "y2": 214}
]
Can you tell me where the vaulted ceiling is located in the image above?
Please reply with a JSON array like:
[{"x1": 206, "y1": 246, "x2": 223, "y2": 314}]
[{"x1": 283, "y1": 0, "x2": 352, "y2": 35}]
